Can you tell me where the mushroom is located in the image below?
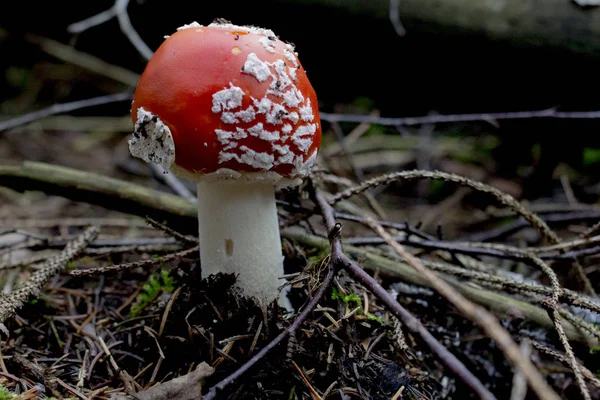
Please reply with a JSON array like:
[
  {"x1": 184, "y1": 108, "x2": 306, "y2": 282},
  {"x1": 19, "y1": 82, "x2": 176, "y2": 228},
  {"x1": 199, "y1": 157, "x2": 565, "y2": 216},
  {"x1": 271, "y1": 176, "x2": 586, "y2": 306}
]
[{"x1": 128, "y1": 20, "x2": 322, "y2": 310}]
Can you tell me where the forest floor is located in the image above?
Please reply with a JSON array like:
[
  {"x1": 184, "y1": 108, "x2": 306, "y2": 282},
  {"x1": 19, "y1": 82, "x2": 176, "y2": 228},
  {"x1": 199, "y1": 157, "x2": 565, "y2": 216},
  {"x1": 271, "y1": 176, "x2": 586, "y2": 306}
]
[{"x1": 3, "y1": 108, "x2": 600, "y2": 400}]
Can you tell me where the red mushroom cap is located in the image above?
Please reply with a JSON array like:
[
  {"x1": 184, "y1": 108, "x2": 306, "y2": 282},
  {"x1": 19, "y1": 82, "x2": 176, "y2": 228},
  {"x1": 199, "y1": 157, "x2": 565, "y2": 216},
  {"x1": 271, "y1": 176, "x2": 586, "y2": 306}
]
[{"x1": 129, "y1": 21, "x2": 322, "y2": 187}]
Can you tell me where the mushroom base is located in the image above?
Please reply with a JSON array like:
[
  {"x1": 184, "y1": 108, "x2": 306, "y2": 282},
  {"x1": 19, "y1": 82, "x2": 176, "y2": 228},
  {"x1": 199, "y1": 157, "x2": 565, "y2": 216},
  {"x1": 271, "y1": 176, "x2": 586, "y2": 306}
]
[{"x1": 196, "y1": 180, "x2": 292, "y2": 311}]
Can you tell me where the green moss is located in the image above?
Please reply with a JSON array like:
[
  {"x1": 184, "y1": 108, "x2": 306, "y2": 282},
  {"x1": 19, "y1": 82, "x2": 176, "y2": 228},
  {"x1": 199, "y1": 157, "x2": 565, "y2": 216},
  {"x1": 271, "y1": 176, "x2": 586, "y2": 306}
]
[
  {"x1": 583, "y1": 148, "x2": 600, "y2": 166},
  {"x1": 331, "y1": 288, "x2": 383, "y2": 324},
  {"x1": 130, "y1": 269, "x2": 176, "y2": 317},
  {"x1": 0, "y1": 384, "x2": 15, "y2": 400}
]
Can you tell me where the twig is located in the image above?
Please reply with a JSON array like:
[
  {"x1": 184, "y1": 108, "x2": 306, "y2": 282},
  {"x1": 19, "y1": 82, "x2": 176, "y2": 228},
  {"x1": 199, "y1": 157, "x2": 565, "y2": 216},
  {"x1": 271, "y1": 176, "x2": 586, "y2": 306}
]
[
  {"x1": 531, "y1": 341, "x2": 600, "y2": 389},
  {"x1": 330, "y1": 121, "x2": 386, "y2": 219},
  {"x1": 509, "y1": 340, "x2": 531, "y2": 400},
  {"x1": 282, "y1": 226, "x2": 596, "y2": 345},
  {"x1": 0, "y1": 226, "x2": 99, "y2": 325},
  {"x1": 362, "y1": 218, "x2": 560, "y2": 400},
  {"x1": 0, "y1": 91, "x2": 133, "y2": 132},
  {"x1": 98, "y1": 336, "x2": 136, "y2": 392},
  {"x1": 150, "y1": 164, "x2": 196, "y2": 201},
  {"x1": 69, "y1": 245, "x2": 198, "y2": 276},
  {"x1": 312, "y1": 190, "x2": 497, "y2": 400},
  {"x1": 112, "y1": 0, "x2": 154, "y2": 60},
  {"x1": 330, "y1": 169, "x2": 559, "y2": 244},
  {"x1": 202, "y1": 261, "x2": 335, "y2": 399},
  {"x1": 25, "y1": 34, "x2": 140, "y2": 86},
  {"x1": 0, "y1": 161, "x2": 196, "y2": 233},
  {"x1": 329, "y1": 168, "x2": 596, "y2": 323},
  {"x1": 291, "y1": 360, "x2": 322, "y2": 399},
  {"x1": 389, "y1": 0, "x2": 406, "y2": 36},
  {"x1": 319, "y1": 107, "x2": 600, "y2": 126},
  {"x1": 145, "y1": 217, "x2": 198, "y2": 244},
  {"x1": 68, "y1": 7, "x2": 118, "y2": 33},
  {"x1": 459, "y1": 211, "x2": 600, "y2": 242}
]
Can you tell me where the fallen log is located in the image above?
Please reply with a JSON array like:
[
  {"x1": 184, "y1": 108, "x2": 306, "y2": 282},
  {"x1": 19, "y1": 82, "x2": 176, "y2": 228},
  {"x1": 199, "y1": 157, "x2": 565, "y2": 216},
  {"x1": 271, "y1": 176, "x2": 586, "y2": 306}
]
[{"x1": 276, "y1": 0, "x2": 600, "y2": 56}]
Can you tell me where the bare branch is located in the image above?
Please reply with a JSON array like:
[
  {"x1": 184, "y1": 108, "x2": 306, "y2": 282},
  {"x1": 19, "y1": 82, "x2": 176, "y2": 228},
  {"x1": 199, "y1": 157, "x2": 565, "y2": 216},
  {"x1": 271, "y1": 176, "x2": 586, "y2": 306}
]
[
  {"x1": 363, "y1": 218, "x2": 561, "y2": 400},
  {"x1": 389, "y1": 0, "x2": 406, "y2": 36},
  {"x1": 67, "y1": 0, "x2": 153, "y2": 60},
  {"x1": 319, "y1": 108, "x2": 600, "y2": 126},
  {"x1": 114, "y1": 0, "x2": 154, "y2": 60},
  {"x1": 0, "y1": 226, "x2": 99, "y2": 325},
  {"x1": 0, "y1": 91, "x2": 132, "y2": 132},
  {"x1": 67, "y1": 7, "x2": 118, "y2": 33},
  {"x1": 202, "y1": 260, "x2": 335, "y2": 399},
  {"x1": 312, "y1": 189, "x2": 497, "y2": 400}
]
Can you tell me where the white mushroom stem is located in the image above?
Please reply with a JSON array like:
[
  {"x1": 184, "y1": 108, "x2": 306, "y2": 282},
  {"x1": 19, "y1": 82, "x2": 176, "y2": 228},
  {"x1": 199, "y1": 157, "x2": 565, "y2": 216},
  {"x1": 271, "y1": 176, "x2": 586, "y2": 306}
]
[{"x1": 196, "y1": 179, "x2": 292, "y2": 311}]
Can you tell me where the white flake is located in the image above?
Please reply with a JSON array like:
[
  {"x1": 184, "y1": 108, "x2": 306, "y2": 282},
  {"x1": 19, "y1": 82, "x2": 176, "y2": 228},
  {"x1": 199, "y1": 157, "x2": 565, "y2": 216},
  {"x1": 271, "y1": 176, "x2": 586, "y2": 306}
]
[
  {"x1": 242, "y1": 53, "x2": 272, "y2": 82},
  {"x1": 259, "y1": 36, "x2": 277, "y2": 53},
  {"x1": 291, "y1": 123, "x2": 317, "y2": 153},
  {"x1": 293, "y1": 123, "x2": 317, "y2": 137},
  {"x1": 299, "y1": 99, "x2": 314, "y2": 122},
  {"x1": 282, "y1": 124, "x2": 292, "y2": 134},
  {"x1": 285, "y1": 112, "x2": 299, "y2": 124},
  {"x1": 294, "y1": 150, "x2": 317, "y2": 176},
  {"x1": 253, "y1": 97, "x2": 273, "y2": 114},
  {"x1": 215, "y1": 128, "x2": 248, "y2": 145},
  {"x1": 284, "y1": 46, "x2": 298, "y2": 67},
  {"x1": 221, "y1": 112, "x2": 238, "y2": 124},
  {"x1": 273, "y1": 144, "x2": 290, "y2": 154},
  {"x1": 212, "y1": 84, "x2": 244, "y2": 113},
  {"x1": 129, "y1": 108, "x2": 176, "y2": 171},
  {"x1": 265, "y1": 103, "x2": 287, "y2": 125},
  {"x1": 237, "y1": 106, "x2": 256, "y2": 122},
  {"x1": 219, "y1": 146, "x2": 274, "y2": 170},
  {"x1": 221, "y1": 106, "x2": 257, "y2": 124},
  {"x1": 248, "y1": 123, "x2": 280, "y2": 141},
  {"x1": 271, "y1": 60, "x2": 292, "y2": 91},
  {"x1": 283, "y1": 89, "x2": 303, "y2": 108},
  {"x1": 177, "y1": 21, "x2": 203, "y2": 31},
  {"x1": 208, "y1": 22, "x2": 277, "y2": 38},
  {"x1": 288, "y1": 67, "x2": 297, "y2": 81},
  {"x1": 272, "y1": 144, "x2": 295, "y2": 165},
  {"x1": 292, "y1": 136, "x2": 312, "y2": 153}
]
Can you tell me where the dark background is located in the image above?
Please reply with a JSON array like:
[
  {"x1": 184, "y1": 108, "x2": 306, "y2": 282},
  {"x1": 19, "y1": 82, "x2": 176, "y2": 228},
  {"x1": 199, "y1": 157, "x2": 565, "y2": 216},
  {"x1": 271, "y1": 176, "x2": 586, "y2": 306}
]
[{"x1": 2, "y1": 0, "x2": 600, "y2": 197}]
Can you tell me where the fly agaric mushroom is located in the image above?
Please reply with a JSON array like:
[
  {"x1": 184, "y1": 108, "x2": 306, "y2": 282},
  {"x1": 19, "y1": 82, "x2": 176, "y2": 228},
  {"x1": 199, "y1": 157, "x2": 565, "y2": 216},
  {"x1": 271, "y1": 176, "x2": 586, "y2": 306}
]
[{"x1": 128, "y1": 20, "x2": 321, "y2": 310}]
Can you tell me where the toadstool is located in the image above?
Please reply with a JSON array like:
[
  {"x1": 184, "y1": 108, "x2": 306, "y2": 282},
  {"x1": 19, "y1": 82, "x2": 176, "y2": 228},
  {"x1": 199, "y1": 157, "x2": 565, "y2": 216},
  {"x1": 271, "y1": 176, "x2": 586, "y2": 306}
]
[{"x1": 128, "y1": 20, "x2": 322, "y2": 310}]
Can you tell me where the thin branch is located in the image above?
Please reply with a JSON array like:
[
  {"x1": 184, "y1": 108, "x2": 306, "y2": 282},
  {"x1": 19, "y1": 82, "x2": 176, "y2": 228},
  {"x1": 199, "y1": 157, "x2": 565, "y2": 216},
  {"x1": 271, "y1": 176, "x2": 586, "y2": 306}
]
[
  {"x1": 312, "y1": 190, "x2": 497, "y2": 400},
  {"x1": 67, "y1": 0, "x2": 153, "y2": 61},
  {"x1": 458, "y1": 210, "x2": 600, "y2": 242},
  {"x1": 0, "y1": 161, "x2": 196, "y2": 233},
  {"x1": 531, "y1": 341, "x2": 600, "y2": 389},
  {"x1": 319, "y1": 108, "x2": 600, "y2": 127},
  {"x1": 330, "y1": 169, "x2": 596, "y2": 297},
  {"x1": 0, "y1": 91, "x2": 133, "y2": 132},
  {"x1": 389, "y1": 0, "x2": 406, "y2": 36},
  {"x1": 113, "y1": 0, "x2": 154, "y2": 60},
  {"x1": 330, "y1": 169, "x2": 559, "y2": 244},
  {"x1": 67, "y1": 7, "x2": 118, "y2": 33},
  {"x1": 283, "y1": 226, "x2": 595, "y2": 344},
  {"x1": 26, "y1": 34, "x2": 140, "y2": 86},
  {"x1": 361, "y1": 218, "x2": 561, "y2": 400},
  {"x1": 0, "y1": 226, "x2": 99, "y2": 325},
  {"x1": 150, "y1": 164, "x2": 196, "y2": 201},
  {"x1": 202, "y1": 262, "x2": 335, "y2": 399},
  {"x1": 69, "y1": 245, "x2": 198, "y2": 276}
]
